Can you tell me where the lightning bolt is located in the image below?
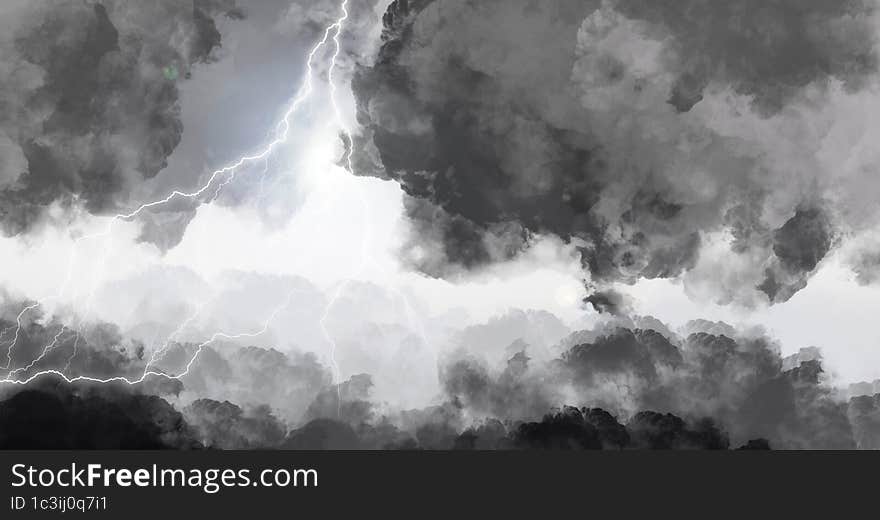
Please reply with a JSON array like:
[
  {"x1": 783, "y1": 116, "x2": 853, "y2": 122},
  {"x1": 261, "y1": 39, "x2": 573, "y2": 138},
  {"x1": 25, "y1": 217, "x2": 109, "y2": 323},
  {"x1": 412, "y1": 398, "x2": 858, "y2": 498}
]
[
  {"x1": 1, "y1": 0, "x2": 353, "y2": 386},
  {"x1": 1, "y1": 291, "x2": 295, "y2": 387},
  {"x1": 319, "y1": 0, "x2": 359, "y2": 410},
  {"x1": 1, "y1": 0, "x2": 433, "y2": 411},
  {"x1": 317, "y1": 1, "x2": 433, "y2": 414}
]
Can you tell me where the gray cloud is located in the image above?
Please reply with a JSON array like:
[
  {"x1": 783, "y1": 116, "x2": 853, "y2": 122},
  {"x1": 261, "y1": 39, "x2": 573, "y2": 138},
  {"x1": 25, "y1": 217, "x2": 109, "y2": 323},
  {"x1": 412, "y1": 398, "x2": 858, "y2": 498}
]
[
  {"x1": 351, "y1": 0, "x2": 879, "y2": 304},
  {"x1": 179, "y1": 345, "x2": 332, "y2": 424},
  {"x1": 0, "y1": 301, "x2": 150, "y2": 382},
  {"x1": 0, "y1": 0, "x2": 240, "y2": 237},
  {"x1": 613, "y1": 0, "x2": 876, "y2": 114},
  {"x1": 848, "y1": 394, "x2": 880, "y2": 449},
  {"x1": 184, "y1": 398, "x2": 286, "y2": 449},
  {"x1": 422, "y1": 316, "x2": 861, "y2": 449}
]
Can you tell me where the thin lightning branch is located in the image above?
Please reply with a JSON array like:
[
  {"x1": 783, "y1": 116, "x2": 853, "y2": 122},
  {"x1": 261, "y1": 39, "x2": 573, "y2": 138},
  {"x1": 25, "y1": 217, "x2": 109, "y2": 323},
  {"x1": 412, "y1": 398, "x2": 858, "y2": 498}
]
[
  {"x1": 318, "y1": 0, "x2": 366, "y2": 415},
  {"x1": 1, "y1": 0, "x2": 352, "y2": 386},
  {"x1": 63, "y1": 332, "x2": 81, "y2": 372},
  {"x1": 255, "y1": 157, "x2": 273, "y2": 204},
  {"x1": 142, "y1": 303, "x2": 206, "y2": 375},
  {"x1": 9, "y1": 325, "x2": 69, "y2": 377},
  {"x1": 1, "y1": 302, "x2": 40, "y2": 370},
  {"x1": 3, "y1": 288, "x2": 298, "y2": 387},
  {"x1": 317, "y1": 0, "x2": 433, "y2": 414}
]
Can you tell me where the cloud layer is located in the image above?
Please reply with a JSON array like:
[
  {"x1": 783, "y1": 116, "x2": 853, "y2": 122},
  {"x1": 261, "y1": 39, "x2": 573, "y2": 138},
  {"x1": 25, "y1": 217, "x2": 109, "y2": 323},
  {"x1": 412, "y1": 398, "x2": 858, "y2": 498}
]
[{"x1": 3, "y1": 291, "x2": 878, "y2": 450}]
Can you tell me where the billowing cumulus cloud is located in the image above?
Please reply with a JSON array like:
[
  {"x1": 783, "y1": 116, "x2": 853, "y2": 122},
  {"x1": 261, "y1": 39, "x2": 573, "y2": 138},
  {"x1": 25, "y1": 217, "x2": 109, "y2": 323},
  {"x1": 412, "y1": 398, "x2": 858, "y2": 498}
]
[{"x1": 351, "y1": 0, "x2": 880, "y2": 304}]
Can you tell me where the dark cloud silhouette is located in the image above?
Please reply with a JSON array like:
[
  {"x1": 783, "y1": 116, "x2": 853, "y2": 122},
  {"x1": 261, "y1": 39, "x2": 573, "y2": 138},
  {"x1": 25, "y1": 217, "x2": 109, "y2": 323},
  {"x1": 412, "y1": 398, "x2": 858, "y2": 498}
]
[
  {"x1": 414, "y1": 406, "x2": 733, "y2": 450},
  {"x1": 0, "y1": 380, "x2": 199, "y2": 449},
  {"x1": 758, "y1": 208, "x2": 835, "y2": 302},
  {"x1": 510, "y1": 406, "x2": 628, "y2": 450},
  {"x1": 282, "y1": 418, "x2": 363, "y2": 450},
  {"x1": 584, "y1": 290, "x2": 628, "y2": 315},
  {"x1": 626, "y1": 412, "x2": 728, "y2": 450}
]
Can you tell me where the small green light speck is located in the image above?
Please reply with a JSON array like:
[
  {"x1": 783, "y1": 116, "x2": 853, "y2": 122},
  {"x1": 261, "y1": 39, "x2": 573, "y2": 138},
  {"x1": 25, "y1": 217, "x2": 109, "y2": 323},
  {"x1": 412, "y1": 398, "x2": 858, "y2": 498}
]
[{"x1": 162, "y1": 65, "x2": 179, "y2": 81}]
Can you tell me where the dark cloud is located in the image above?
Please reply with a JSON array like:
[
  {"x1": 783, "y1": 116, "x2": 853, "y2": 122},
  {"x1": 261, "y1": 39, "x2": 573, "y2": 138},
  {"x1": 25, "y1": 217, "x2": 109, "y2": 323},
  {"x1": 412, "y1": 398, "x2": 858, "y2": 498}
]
[
  {"x1": 758, "y1": 208, "x2": 835, "y2": 302},
  {"x1": 0, "y1": 0, "x2": 240, "y2": 236},
  {"x1": 848, "y1": 394, "x2": 880, "y2": 449},
  {"x1": 351, "y1": 0, "x2": 877, "y2": 303},
  {"x1": 431, "y1": 321, "x2": 860, "y2": 449},
  {"x1": 584, "y1": 289, "x2": 629, "y2": 315},
  {"x1": 555, "y1": 327, "x2": 856, "y2": 449},
  {"x1": 565, "y1": 328, "x2": 682, "y2": 387},
  {"x1": 395, "y1": 406, "x2": 735, "y2": 451},
  {"x1": 441, "y1": 350, "x2": 561, "y2": 423},
  {"x1": 510, "y1": 407, "x2": 628, "y2": 450},
  {"x1": 282, "y1": 418, "x2": 363, "y2": 450},
  {"x1": 0, "y1": 380, "x2": 200, "y2": 449},
  {"x1": 626, "y1": 412, "x2": 728, "y2": 450},
  {"x1": 613, "y1": 0, "x2": 877, "y2": 114}
]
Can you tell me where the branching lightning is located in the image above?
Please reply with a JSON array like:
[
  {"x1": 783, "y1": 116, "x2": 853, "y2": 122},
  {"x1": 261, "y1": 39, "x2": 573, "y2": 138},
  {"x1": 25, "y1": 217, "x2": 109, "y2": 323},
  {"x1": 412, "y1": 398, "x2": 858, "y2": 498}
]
[
  {"x1": 1, "y1": 0, "x2": 433, "y2": 417},
  {"x1": 319, "y1": 0, "x2": 360, "y2": 403},
  {"x1": 0, "y1": 0, "x2": 354, "y2": 386}
]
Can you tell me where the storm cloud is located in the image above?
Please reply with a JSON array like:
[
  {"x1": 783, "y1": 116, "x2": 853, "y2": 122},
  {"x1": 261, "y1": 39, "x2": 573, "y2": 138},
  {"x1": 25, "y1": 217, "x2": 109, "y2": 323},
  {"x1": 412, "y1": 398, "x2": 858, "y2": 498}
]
[
  {"x1": 351, "y1": 0, "x2": 880, "y2": 304},
  {"x1": 0, "y1": 381, "x2": 199, "y2": 449},
  {"x1": 0, "y1": 0, "x2": 242, "y2": 237}
]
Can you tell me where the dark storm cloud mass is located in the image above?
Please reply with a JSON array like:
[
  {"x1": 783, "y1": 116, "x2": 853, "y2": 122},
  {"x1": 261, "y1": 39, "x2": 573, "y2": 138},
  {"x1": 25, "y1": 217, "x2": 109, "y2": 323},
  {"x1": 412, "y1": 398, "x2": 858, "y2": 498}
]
[
  {"x1": 0, "y1": 0, "x2": 239, "y2": 236},
  {"x1": 352, "y1": 0, "x2": 878, "y2": 302},
  {"x1": 0, "y1": 381, "x2": 199, "y2": 449},
  {"x1": 411, "y1": 323, "x2": 862, "y2": 450},
  {"x1": 613, "y1": 0, "x2": 876, "y2": 114}
]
